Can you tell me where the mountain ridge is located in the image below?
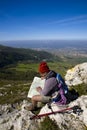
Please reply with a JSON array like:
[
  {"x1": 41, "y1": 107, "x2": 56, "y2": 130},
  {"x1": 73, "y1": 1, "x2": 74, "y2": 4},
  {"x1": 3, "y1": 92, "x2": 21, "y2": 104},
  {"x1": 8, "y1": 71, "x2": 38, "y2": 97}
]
[{"x1": 0, "y1": 44, "x2": 56, "y2": 68}]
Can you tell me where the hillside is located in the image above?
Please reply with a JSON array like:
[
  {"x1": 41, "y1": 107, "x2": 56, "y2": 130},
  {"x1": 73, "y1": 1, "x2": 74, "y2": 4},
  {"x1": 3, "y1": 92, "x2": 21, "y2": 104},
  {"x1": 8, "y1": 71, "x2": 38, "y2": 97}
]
[{"x1": 0, "y1": 44, "x2": 57, "y2": 68}]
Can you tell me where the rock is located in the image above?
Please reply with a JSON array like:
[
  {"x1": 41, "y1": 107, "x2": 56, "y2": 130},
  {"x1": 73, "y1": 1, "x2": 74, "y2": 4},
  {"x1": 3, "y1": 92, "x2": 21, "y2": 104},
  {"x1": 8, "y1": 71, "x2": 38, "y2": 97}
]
[
  {"x1": 0, "y1": 100, "x2": 39, "y2": 130},
  {"x1": 0, "y1": 96, "x2": 87, "y2": 130},
  {"x1": 39, "y1": 95, "x2": 87, "y2": 130},
  {"x1": 65, "y1": 62, "x2": 87, "y2": 86}
]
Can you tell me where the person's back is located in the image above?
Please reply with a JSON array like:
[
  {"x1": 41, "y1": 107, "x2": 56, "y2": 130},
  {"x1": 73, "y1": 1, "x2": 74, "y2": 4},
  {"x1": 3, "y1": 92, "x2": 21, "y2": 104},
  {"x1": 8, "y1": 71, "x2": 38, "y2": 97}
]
[{"x1": 44, "y1": 70, "x2": 68, "y2": 105}]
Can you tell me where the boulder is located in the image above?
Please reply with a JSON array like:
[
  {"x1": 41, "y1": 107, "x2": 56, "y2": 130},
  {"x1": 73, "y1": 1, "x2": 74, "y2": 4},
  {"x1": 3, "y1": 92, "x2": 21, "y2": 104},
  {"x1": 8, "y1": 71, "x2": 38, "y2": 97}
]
[{"x1": 65, "y1": 62, "x2": 87, "y2": 86}]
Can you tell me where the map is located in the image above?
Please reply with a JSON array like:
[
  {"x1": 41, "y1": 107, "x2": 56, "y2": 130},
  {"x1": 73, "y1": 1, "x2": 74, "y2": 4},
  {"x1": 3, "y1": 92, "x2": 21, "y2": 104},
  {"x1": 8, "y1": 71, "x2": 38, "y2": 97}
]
[{"x1": 27, "y1": 77, "x2": 45, "y2": 98}]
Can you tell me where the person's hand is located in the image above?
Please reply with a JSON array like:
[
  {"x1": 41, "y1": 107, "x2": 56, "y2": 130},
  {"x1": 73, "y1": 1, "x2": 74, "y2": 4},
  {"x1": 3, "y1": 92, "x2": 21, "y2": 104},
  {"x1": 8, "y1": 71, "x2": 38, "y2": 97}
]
[
  {"x1": 41, "y1": 76, "x2": 45, "y2": 80},
  {"x1": 36, "y1": 87, "x2": 42, "y2": 93}
]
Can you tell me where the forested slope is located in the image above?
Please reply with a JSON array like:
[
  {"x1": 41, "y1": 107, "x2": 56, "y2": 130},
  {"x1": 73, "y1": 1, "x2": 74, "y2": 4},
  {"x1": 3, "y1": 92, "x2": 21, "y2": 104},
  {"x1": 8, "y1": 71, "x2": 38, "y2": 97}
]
[{"x1": 0, "y1": 44, "x2": 57, "y2": 67}]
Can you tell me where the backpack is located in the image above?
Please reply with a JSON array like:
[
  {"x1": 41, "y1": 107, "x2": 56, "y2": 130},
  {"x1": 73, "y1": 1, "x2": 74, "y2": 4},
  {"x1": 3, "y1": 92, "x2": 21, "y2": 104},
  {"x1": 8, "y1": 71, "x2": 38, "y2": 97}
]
[
  {"x1": 55, "y1": 73, "x2": 79, "y2": 104},
  {"x1": 52, "y1": 73, "x2": 69, "y2": 105},
  {"x1": 47, "y1": 71, "x2": 79, "y2": 105},
  {"x1": 65, "y1": 89, "x2": 79, "y2": 104}
]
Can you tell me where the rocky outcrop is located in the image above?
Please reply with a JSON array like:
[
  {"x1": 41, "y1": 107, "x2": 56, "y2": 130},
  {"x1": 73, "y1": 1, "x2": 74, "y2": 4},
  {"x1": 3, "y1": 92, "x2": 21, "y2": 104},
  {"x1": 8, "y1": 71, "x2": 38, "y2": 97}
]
[
  {"x1": 65, "y1": 62, "x2": 87, "y2": 86},
  {"x1": 39, "y1": 95, "x2": 87, "y2": 130},
  {"x1": 0, "y1": 96, "x2": 87, "y2": 130},
  {"x1": 0, "y1": 101, "x2": 39, "y2": 130}
]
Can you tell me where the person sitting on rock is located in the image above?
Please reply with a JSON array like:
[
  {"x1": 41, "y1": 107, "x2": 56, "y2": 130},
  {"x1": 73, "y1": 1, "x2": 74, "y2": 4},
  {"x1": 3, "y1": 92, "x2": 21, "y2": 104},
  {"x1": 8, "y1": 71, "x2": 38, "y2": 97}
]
[{"x1": 25, "y1": 61, "x2": 68, "y2": 111}]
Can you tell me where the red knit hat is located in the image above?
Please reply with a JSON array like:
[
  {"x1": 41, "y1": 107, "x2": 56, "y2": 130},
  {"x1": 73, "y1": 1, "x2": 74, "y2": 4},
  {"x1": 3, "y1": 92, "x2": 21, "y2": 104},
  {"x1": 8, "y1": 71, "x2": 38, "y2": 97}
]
[{"x1": 38, "y1": 61, "x2": 50, "y2": 73}]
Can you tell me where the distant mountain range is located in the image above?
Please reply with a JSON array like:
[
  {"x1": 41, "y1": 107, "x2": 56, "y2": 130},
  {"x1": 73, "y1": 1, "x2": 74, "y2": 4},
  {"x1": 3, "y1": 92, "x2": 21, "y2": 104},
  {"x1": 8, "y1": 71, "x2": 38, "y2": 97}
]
[{"x1": 0, "y1": 40, "x2": 87, "y2": 49}]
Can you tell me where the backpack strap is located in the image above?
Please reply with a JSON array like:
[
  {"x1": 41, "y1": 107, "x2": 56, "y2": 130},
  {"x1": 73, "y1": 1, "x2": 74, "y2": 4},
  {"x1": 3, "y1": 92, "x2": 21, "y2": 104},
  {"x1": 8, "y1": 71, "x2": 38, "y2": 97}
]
[{"x1": 46, "y1": 70, "x2": 56, "y2": 80}]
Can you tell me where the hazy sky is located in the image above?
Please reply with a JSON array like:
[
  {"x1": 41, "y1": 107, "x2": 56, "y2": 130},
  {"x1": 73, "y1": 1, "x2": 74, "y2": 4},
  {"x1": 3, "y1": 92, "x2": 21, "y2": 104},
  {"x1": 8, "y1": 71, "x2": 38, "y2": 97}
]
[{"x1": 0, "y1": 0, "x2": 87, "y2": 41}]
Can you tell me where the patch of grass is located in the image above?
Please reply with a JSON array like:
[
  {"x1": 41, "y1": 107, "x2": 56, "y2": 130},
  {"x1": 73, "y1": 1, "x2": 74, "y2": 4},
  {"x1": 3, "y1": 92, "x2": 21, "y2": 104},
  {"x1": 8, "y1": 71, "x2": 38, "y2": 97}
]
[
  {"x1": 0, "y1": 61, "x2": 72, "y2": 81},
  {"x1": 71, "y1": 83, "x2": 87, "y2": 96},
  {"x1": 11, "y1": 63, "x2": 39, "y2": 72},
  {"x1": 9, "y1": 61, "x2": 73, "y2": 77},
  {"x1": 48, "y1": 61, "x2": 73, "y2": 77},
  {"x1": 38, "y1": 117, "x2": 61, "y2": 130},
  {"x1": 0, "y1": 80, "x2": 31, "y2": 104}
]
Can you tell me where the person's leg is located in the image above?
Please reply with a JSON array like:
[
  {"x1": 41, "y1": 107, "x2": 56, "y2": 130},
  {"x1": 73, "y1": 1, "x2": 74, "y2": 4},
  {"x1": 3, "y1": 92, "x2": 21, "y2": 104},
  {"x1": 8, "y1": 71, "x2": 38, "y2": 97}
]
[
  {"x1": 31, "y1": 95, "x2": 43, "y2": 108},
  {"x1": 25, "y1": 95, "x2": 51, "y2": 111},
  {"x1": 24, "y1": 95, "x2": 43, "y2": 111},
  {"x1": 32, "y1": 95, "x2": 51, "y2": 104}
]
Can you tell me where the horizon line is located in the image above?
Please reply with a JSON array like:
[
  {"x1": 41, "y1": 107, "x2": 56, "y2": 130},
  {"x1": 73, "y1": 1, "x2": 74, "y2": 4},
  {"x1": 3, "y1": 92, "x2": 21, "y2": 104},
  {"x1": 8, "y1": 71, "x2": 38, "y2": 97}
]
[{"x1": 0, "y1": 39, "x2": 87, "y2": 42}]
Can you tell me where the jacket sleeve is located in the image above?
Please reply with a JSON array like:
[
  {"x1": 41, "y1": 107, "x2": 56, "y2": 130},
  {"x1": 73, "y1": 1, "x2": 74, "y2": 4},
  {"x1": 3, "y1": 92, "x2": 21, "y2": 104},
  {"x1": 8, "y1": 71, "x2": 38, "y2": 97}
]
[{"x1": 41, "y1": 77, "x2": 58, "y2": 96}]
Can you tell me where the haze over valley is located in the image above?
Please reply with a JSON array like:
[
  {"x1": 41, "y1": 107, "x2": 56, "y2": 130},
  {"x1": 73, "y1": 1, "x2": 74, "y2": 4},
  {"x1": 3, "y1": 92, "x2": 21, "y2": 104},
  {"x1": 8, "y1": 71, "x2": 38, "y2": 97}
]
[{"x1": 0, "y1": 40, "x2": 87, "y2": 58}]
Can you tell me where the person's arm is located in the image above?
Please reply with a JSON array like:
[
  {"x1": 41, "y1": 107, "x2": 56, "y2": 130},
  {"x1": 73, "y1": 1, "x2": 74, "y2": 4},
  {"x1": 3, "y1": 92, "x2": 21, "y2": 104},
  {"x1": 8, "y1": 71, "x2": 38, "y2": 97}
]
[{"x1": 41, "y1": 77, "x2": 57, "y2": 96}]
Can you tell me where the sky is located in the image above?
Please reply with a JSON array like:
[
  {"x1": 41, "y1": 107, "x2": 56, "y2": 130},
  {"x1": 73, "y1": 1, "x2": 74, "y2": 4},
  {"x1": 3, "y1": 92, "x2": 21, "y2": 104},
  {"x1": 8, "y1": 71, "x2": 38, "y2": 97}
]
[{"x1": 0, "y1": 0, "x2": 87, "y2": 41}]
